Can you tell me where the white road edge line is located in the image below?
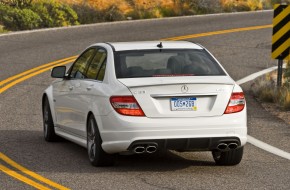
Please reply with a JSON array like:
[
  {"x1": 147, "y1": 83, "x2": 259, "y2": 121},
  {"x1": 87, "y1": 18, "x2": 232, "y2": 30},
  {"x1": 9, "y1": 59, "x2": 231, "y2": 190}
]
[
  {"x1": 237, "y1": 64, "x2": 290, "y2": 160},
  {"x1": 236, "y1": 64, "x2": 286, "y2": 85},
  {"x1": 247, "y1": 135, "x2": 290, "y2": 160},
  {"x1": 236, "y1": 66, "x2": 279, "y2": 85}
]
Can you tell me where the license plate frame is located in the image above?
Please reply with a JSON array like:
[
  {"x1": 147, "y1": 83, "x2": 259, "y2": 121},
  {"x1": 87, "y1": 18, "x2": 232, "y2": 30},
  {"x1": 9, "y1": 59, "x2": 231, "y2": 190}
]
[{"x1": 170, "y1": 97, "x2": 197, "y2": 111}]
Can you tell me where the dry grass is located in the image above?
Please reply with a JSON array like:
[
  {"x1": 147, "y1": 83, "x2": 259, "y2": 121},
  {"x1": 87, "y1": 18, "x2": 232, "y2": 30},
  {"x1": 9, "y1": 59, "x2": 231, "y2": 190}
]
[
  {"x1": 57, "y1": 0, "x2": 271, "y2": 21},
  {"x1": 252, "y1": 62, "x2": 290, "y2": 110},
  {"x1": 59, "y1": 0, "x2": 268, "y2": 11}
]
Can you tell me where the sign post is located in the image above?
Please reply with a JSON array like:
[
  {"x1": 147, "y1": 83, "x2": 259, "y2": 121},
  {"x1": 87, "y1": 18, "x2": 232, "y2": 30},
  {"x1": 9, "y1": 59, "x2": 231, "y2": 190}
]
[
  {"x1": 271, "y1": 4, "x2": 290, "y2": 87},
  {"x1": 277, "y1": 60, "x2": 283, "y2": 86}
]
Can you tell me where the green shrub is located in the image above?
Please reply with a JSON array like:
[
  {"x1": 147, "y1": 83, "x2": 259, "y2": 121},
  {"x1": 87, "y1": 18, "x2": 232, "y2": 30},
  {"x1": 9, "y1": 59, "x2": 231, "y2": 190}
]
[
  {"x1": 62, "y1": 4, "x2": 79, "y2": 25},
  {"x1": 0, "y1": 0, "x2": 79, "y2": 31},
  {"x1": 0, "y1": 4, "x2": 41, "y2": 30},
  {"x1": 31, "y1": 0, "x2": 79, "y2": 27},
  {"x1": 31, "y1": 3, "x2": 53, "y2": 27}
]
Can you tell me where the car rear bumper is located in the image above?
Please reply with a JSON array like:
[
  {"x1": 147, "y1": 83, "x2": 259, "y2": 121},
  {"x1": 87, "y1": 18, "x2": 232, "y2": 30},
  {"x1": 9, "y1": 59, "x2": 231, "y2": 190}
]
[{"x1": 99, "y1": 110, "x2": 247, "y2": 154}]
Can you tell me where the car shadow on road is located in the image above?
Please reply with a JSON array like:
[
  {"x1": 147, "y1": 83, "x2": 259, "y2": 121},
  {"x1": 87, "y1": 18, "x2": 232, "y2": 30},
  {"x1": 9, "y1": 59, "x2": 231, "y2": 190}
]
[
  {"x1": 0, "y1": 130, "x2": 216, "y2": 174},
  {"x1": 115, "y1": 150, "x2": 215, "y2": 171}
]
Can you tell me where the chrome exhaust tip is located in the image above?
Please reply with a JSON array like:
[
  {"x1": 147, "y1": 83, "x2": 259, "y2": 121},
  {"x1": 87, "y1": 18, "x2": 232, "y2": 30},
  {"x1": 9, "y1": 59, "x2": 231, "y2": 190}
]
[
  {"x1": 217, "y1": 143, "x2": 228, "y2": 150},
  {"x1": 146, "y1": 145, "x2": 157, "y2": 154},
  {"x1": 228, "y1": 143, "x2": 238, "y2": 150},
  {"x1": 133, "y1": 146, "x2": 145, "y2": 154}
]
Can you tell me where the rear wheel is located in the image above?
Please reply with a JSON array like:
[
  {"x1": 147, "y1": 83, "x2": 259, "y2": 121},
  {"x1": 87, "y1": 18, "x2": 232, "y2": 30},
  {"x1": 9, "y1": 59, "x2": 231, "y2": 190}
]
[
  {"x1": 87, "y1": 114, "x2": 115, "y2": 166},
  {"x1": 43, "y1": 97, "x2": 58, "y2": 142},
  {"x1": 212, "y1": 147, "x2": 244, "y2": 166}
]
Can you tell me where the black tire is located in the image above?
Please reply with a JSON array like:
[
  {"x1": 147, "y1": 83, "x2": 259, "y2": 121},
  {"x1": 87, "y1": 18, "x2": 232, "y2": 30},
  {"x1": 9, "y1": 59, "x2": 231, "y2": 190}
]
[
  {"x1": 43, "y1": 96, "x2": 59, "y2": 142},
  {"x1": 87, "y1": 114, "x2": 115, "y2": 166},
  {"x1": 212, "y1": 147, "x2": 244, "y2": 166}
]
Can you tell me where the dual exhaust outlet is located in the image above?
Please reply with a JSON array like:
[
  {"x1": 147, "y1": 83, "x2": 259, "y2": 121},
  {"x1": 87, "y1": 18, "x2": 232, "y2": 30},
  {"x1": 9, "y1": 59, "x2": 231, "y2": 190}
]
[
  {"x1": 217, "y1": 142, "x2": 238, "y2": 151},
  {"x1": 133, "y1": 142, "x2": 238, "y2": 153},
  {"x1": 133, "y1": 145, "x2": 157, "y2": 154}
]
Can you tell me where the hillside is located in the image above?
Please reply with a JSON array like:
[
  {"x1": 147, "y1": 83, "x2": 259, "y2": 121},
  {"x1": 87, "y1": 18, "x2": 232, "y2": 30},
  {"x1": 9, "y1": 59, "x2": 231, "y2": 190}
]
[{"x1": 0, "y1": 0, "x2": 280, "y2": 32}]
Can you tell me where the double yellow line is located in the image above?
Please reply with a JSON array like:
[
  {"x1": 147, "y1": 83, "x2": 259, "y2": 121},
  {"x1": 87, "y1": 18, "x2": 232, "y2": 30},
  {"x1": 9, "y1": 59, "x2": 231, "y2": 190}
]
[
  {"x1": 0, "y1": 153, "x2": 69, "y2": 190},
  {"x1": 162, "y1": 24, "x2": 272, "y2": 41},
  {"x1": 0, "y1": 56, "x2": 77, "y2": 94},
  {"x1": 0, "y1": 56, "x2": 77, "y2": 188}
]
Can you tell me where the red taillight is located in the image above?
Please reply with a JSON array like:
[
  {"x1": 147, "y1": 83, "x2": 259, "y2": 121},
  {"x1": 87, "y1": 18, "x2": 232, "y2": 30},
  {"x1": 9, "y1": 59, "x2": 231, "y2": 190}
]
[
  {"x1": 110, "y1": 96, "x2": 145, "y2": 116},
  {"x1": 224, "y1": 92, "x2": 245, "y2": 114}
]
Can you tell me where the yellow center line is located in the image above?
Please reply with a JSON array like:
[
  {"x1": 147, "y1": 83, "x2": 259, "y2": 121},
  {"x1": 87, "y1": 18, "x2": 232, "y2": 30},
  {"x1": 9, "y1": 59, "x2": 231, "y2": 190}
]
[
  {"x1": 0, "y1": 152, "x2": 70, "y2": 190},
  {"x1": 0, "y1": 55, "x2": 77, "y2": 87},
  {"x1": 0, "y1": 59, "x2": 75, "y2": 94},
  {"x1": 0, "y1": 164, "x2": 51, "y2": 190},
  {"x1": 161, "y1": 24, "x2": 272, "y2": 41}
]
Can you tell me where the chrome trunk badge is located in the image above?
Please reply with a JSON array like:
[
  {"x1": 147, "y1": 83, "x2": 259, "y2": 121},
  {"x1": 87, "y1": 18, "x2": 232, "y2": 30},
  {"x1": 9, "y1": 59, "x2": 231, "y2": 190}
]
[{"x1": 181, "y1": 85, "x2": 189, "y2": 93}]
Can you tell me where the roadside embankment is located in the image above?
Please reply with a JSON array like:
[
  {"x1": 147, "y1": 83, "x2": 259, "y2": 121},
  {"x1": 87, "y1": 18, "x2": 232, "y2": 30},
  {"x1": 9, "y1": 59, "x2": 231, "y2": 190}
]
[{"x1": 0, "y1": 0, "x2": 276, "y2": 32}]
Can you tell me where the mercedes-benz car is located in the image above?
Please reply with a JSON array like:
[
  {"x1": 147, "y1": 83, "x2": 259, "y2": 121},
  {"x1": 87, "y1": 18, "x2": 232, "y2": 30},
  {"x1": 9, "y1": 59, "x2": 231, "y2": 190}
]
[{"x1": 42, "y1": 41, "x2": 247, "y2": 166}]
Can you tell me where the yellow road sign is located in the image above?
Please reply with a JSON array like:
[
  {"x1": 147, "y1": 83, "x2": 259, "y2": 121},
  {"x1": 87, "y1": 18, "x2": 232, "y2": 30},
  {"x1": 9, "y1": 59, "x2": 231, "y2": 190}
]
[{"x1": 272, "y1": 4, "x2": 290, "y2": 61}]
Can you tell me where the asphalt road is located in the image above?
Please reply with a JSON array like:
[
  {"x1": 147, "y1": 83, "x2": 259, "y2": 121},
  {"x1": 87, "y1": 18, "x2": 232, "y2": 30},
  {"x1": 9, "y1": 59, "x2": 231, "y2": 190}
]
[{"x1": 0, "y1": 11, "x2": 290, "y2": 190}]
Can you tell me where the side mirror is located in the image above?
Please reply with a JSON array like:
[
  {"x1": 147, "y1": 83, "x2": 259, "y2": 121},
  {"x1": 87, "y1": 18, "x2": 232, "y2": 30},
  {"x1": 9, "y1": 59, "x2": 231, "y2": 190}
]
[{"x1": 51, "y1": 66, "x2": 66, "y2": 78}]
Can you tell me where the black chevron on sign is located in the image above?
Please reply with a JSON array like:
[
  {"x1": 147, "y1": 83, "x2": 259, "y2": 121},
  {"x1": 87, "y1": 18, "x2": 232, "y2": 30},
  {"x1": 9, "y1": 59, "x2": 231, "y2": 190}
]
[
  {"x1": 272, "y1": 14, "x2": 290, "y2": 34},
  {"x1": 274, "y1": 4, "x2": 286, "y2": 17},
  {"x1": 272, "y1": 30, "x2": 290, "y2": 51}
]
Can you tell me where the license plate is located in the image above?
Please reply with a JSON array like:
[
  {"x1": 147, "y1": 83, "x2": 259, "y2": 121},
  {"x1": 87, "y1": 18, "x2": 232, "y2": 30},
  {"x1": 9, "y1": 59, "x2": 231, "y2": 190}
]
[{"x1": 170, "y1": 97, "x2": 197, "y2": 111}]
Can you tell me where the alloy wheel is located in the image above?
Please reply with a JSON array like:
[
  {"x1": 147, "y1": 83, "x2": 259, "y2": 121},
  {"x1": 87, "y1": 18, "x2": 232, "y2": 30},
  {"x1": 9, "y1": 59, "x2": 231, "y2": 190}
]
[
  {"x1": 88, "y1": 119, "x2": 97, "y2": 161},
  {"x1": 43, "y1": 102, "x2": 49, "y2": 137}
]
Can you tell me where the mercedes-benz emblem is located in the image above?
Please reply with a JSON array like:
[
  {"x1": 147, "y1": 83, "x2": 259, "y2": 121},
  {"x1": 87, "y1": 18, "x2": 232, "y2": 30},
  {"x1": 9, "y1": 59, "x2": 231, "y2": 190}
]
[{"x1": 181, "y1": 85, "x2": 189, "y2": 93}]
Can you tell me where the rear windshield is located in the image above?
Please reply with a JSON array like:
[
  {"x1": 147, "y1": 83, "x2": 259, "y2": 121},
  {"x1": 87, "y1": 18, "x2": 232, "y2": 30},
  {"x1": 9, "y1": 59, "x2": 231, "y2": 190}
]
[{"x1": 114, "y1": 49, "x2": 226, "y2": 78}]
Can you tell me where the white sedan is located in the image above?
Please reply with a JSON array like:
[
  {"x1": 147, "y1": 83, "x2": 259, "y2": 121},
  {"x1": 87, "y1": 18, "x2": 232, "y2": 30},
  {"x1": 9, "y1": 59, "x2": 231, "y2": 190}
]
[{"x1": 42, "y1": 41, "x2": 247, "y2": 166}]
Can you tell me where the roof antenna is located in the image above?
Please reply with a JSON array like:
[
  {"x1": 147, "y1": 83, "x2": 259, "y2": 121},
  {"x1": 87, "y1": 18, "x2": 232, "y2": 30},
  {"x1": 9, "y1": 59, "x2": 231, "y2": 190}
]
[{"x1": 157, "y1": 42, "x2": 163, "y2": 48}]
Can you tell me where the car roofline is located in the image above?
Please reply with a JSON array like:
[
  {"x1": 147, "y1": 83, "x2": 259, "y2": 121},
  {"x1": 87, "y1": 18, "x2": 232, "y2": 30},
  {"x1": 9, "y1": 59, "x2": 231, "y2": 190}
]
[{"x1": 92, "y1": 41, "x2": 203, "y2": 51}]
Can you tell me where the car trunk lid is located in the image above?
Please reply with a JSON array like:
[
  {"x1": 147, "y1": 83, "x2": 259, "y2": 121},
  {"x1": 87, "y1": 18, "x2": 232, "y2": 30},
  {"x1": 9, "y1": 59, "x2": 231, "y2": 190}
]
[{"x1": 118, "y1": 76, "x2": 235, "y2": 118}]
